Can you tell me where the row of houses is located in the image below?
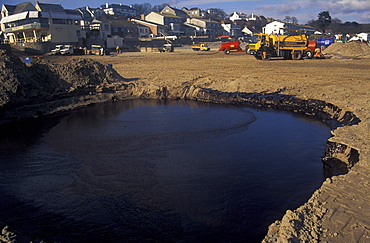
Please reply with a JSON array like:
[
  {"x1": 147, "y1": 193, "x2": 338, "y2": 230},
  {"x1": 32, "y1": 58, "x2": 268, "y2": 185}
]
[{"x1": 0, "y1": 2, "x2": 315, "y2": 50}]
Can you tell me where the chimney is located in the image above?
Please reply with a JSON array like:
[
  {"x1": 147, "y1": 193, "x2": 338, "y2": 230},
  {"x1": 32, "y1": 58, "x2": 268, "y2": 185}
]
[{"x1": 106, "y1": 3, "x2": 109, "y2": 8}]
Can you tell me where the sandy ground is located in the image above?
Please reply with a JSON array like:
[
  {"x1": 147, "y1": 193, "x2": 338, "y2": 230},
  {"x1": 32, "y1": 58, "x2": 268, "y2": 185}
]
[{"x1": 44, "y1": 48, "x2": 370, "y2": 242}]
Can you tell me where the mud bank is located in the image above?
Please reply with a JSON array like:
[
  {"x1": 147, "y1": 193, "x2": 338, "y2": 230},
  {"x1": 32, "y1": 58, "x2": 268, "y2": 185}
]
[{"x1": 1, "y1": 50, "x2": 369, "y2": 242}]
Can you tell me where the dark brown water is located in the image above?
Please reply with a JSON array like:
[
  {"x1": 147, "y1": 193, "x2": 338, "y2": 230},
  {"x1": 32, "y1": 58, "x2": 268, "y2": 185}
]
[{"x1": 0, "y1": 99, "x2": 331, "y2": 242}]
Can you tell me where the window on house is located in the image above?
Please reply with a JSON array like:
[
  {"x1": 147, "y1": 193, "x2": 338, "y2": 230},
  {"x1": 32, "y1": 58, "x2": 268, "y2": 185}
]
[
  {"x1": 52, "y1": 19, "x2": 65, "y2": 24},
  {"x1": 104, "y1": 24, "x2": 109, "y2": 30},
  {"x1": 76, "y1": 30, "x2": 81, "y2": 37}
]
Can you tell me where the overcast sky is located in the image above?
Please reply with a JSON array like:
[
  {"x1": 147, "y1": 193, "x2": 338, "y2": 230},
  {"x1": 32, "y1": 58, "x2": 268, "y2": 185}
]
[{"x1": 2, "y1": 0, "x2": 370, "y2": 24}]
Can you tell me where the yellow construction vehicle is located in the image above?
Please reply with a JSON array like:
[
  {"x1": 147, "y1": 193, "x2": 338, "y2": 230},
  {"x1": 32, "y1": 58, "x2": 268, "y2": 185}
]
[
  {"x1": 191, "y1": 44, "x2": 210, "y2": 51},
  {"x1": 248, "y1": 33, "x2": 310, "y2": 60}
]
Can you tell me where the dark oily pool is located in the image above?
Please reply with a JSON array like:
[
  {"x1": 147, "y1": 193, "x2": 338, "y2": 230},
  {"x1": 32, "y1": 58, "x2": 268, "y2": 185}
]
[{"x1": 0, "y1": 99, "x2": 331, "y2": 242}]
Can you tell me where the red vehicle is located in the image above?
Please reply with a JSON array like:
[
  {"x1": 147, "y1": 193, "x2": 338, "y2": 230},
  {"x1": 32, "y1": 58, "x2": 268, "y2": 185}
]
[{"x1": 217, "y1": 36, "x2": 246, "y2": 54}]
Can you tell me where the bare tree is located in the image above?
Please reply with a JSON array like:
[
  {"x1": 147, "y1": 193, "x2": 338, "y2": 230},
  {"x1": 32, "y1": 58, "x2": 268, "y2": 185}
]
[
  {"x1": 206, "y1": 8, "x2": 227, "y2": 21},
  {"x1": 283, "y1": 16, "x2": 291, "y2": 23},
  {"x1": 132, "y1": 3, "x2": 152, "y2": 15}
]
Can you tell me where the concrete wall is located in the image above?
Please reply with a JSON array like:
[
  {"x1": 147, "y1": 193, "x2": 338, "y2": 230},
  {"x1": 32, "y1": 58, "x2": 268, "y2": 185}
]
[{"x1": 50, "y1": 23, "x2": 80, "y2": 43}]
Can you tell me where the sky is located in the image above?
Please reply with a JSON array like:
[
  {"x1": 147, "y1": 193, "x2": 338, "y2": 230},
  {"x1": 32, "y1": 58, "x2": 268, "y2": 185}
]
[{"x1": 2, "y1": 0, "x2": 370, "y2": 24}]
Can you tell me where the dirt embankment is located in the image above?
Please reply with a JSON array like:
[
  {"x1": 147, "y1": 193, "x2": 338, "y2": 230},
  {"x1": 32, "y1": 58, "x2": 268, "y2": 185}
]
[
  {"x1": 1, "y1": 42, "x2": 370, "y2": 242},
  {"x1": 0, "y1": 49, "x2": 135, "y2": 122}
]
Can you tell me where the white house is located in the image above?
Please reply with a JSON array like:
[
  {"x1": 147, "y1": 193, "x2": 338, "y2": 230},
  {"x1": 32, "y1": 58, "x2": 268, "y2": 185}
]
[
  {"x1": 349, "y1": 32, "x2": 370, "y2": 42},
  {"x1": 229, "y1": 12, "x2": 247, "y2": 22},
  {"x1": 102, "y1": 3, "x2": 137, "y2": 17},
  {"x1": 263, "y1": 21, "x2": 315, "y2": 35}
]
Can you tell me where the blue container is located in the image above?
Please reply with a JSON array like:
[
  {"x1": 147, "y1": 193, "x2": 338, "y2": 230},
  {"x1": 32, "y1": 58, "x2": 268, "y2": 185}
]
[
  {"x1": 21, "y1": 57, "x2": 32, "y2": 64},
  {"x1": 317, "y1": 38, "x2": 335, "y2": 47},
  {"x1": 106, "y1": 64, "x2": 113, "y2": 68}
]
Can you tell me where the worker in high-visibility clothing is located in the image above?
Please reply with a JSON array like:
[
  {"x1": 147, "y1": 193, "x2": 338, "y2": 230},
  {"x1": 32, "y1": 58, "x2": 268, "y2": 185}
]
[
  {"x1": 314, "y1": 48, "x2": 322, "y2": 58},
  {"x1": 261, "y1": 35, "x2": 269, "y2": 60}
]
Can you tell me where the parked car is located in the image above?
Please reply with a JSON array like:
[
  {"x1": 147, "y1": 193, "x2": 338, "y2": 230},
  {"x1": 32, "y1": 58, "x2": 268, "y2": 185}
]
[
  {"x1": 51, "y1": 45, "x2": 64, "y2": 55},
  {"x1": 159, "y1": 43, "x2": 174, "y2": 52},
  {"x1": 60, "y1": 45, "x2": 74, "y2": 55}
]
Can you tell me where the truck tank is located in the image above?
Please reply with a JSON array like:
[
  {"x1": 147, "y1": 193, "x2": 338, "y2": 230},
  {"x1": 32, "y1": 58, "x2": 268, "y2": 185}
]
[{"x1": 248, "y1": 34, "x2": 310, "y2": 60}]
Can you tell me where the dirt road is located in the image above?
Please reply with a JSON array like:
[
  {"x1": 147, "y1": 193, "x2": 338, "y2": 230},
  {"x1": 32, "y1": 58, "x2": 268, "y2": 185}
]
[{"x1": 44, "y1": 48, "x2": 370, "y2": 242}]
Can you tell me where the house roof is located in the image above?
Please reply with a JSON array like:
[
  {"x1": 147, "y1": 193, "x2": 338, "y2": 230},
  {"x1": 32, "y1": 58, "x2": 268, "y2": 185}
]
[
  {"x1": 192, "y1": 18, "x2": 219, "y2": 23},
  {"x1": 161, "y1": 6, "x2": 187, "y2": 17},
  {"x1": 242, "y1": 26, "x2": 260, "y2": 34},
  {"x1": 132, "y1": 19, "x2": 158, "y2": 27},
  {"x1": 2, "y1": 2, "x2": 36, "y2": 15},
  {"x1": 14, "y1": 2, "x2": 36, "y2": 14},
  {"x1": 2, "y1": 4, "x2": 17, "y2": 15},
  {"x1": 36, "y1": 2, "x2": 64, "y2": 12},
  {"x1": 161, "y1": 13, "x2": 183, "y2": 18},
  {"x1": 230, "y1": 12, "x2": 247, "y2": 17},
  {"x1": 109, "y1": 19, "x2": 138, "y2": 27},
  {"x1": 108, "y1": 4, "x2": 132, "y2": 8}
]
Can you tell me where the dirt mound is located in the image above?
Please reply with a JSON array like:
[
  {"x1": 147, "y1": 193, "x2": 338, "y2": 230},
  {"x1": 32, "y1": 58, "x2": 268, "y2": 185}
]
[
  {"x1": 323, "y1": 42, "x2": 370, "y2": 58},
  {"x1": 0, "y1": 50, "x2": 123, "y2": 111},
  {"x1": 0, "y1": 49, "x2": 49, "y2": 108},
  {"x1": 35, "y1": 58, "x2": 122, "y2": 87}
]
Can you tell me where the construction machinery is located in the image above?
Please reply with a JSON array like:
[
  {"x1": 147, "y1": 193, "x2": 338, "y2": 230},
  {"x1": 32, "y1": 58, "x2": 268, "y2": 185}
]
[
  {"x1": 248, "y1": 33, "x2": 311, "y2": 60},
  {"x1": 191, "y1": 44, "x2": 210, "y2": 51},
  {"x1": 217, "y1": 36, "x2": 246, "y2": 54},
  {"x1": 91, "y1": 45, "x2": 103, "y2": 55}
]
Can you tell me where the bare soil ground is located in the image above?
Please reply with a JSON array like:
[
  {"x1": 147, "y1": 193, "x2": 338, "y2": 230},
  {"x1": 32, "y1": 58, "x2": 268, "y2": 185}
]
[{"x1": 27, "y1": 47, "x2": 370, "y2": 241}]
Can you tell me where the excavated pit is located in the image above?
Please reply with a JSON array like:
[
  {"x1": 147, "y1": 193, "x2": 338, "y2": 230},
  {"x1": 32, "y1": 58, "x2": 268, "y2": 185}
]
[{"x1": 0, "y1": 50, "x2": 362, "y2": 241}]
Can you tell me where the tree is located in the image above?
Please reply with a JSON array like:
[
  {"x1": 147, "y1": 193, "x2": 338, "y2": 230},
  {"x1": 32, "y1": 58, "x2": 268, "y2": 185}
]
[
  {"x1": 152, "y1": 3, "x2": 169, "y2": 12},
  {"x1": 317, "y1": 11, "x2": 332, "y2": 33},
  {"x1": 291, "y1": 17, "x2": 298, "y2": 24},
  {"x1": 132, "y1": 3, "x2": 152, "y2": 15},
  {"x1": 206, "y1": 8, "x2": 227, "y2": 21},
  {"x1": 329, "y1": 18, "x2": 343, "y2": 34},
  {"x1": 283, "y1": 16, "x2": 291, "y2": 23},
  {"x1": 307, "y1": 19, "x2": 317, "y2": 27},
  {"x1": 283, "y1": 16, "x2": 298, "y2": 24}
]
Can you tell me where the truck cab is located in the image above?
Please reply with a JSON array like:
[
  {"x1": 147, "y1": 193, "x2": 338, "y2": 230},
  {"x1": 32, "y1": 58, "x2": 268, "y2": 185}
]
[
  {"x1": 247, "y1": 34, "x2": 267, "y2": 55},
  {"x1": 191, "y1": 44, "x2": 210, "y2": 51}
]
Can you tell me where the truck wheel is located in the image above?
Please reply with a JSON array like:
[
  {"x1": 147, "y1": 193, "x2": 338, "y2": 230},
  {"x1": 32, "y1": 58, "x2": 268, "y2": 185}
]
[
  {"x1": 304, "y1": 50, "x2": 313, "y2": 59},
  {"x1": 262, "y1": 53, "x2": 271, "y2": 61},
  {"x1": 292, "y1": 51, "x2": 303, "y2": 60},
  {"x1": 254, "y1": 54, "x2": 262, "y2": 60},
  {"x1": 283, "y1": 51, "x2": 292, "y2": 59},
  {"x1": 224, "y1": 49, "x2": 230, "y2": 54}
]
